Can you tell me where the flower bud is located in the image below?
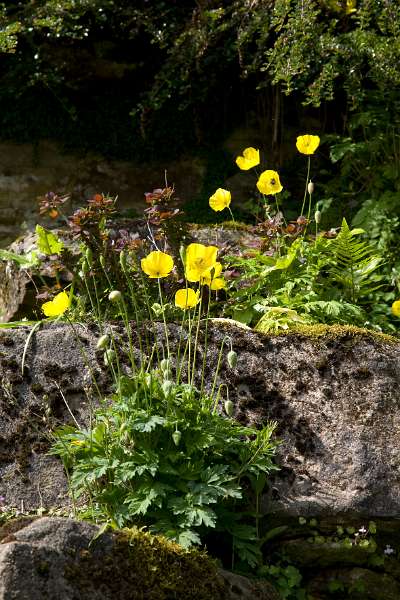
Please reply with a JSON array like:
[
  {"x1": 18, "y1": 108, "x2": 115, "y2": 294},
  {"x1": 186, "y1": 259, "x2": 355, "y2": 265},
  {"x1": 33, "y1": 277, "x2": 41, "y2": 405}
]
[
  {"x1": 314, "y1": 210, "x2": 321, "y2": 224},
  {"x1": 99, "y1": 255, "x2": 106, "y2": 269},
  {"x1": 227, "y1": 350, "x2": 238, "y2": 369},
  {"x1": 162, "y1": 380, "x2": 173, "y2": 396},
  {"x1": 224, "y1": 400, "x2": 234, "y2": 417},
  {"x1": 85, "y1": 247, "x2": 93, "y2": 267},
  {"x1": 119, "y1": 250, "x2": 128, "y2": 272},
  {"x1": 308, "y1": 181, "x2": 315, "y2": 195},
  {"x1": 172, "y1": 430, "x2": 182, "y2": 446},
  {"x1": 160, "y1": 358, "x2": 171, "y2": 373},
  {"x1": 104, "y1": 349, "x2": 116, "y2": 366},
  {"x1": 108, "y1": 290, "x2": 122, "y2": 303},
  {"x1": 96, "y1": 334, "x2": 109, "y2": 350},
  {"x1": 81, "y1": 260, "x2": 89, "y2": 274}
]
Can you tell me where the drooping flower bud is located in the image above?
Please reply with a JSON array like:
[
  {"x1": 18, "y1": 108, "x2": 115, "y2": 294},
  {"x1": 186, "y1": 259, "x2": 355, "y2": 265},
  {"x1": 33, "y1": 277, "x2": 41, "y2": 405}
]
[
  {"x1": 96, "y1": 334, "x2": 109, "y2": 350},
  {"x1": 162, "y1": 380, "x2": 173, "y2": 396},
  {"x1": 85, "y1": 247, "x2": 93, "y2": 267},
  {"x1": 227, "y1": 350, "x2": 238, "y2": 369},
  {"x1": 224, "y1": 400, "x2": 234, "y2": 417},
  {"x1": 172, "y1": 430, "x2": 182, "y2": 446},
  {"x1": 108, "y1": 290, "x2": 122, "y2": 303},
  {"x1": 104, "y1": 349, "x2": 116, "y2": 366},
  {"x1": 119, "y1": 250, "x2": 128, "y2": 272},
  {"x1": 314, "y1": 210, "x2": 321, "y2": 224},
  {"x1": 160, "y1": 358, "x2": 171, "y2": 373},
  {"x1": 308, "y1": 181, "x2": 315, "y2": 195}
]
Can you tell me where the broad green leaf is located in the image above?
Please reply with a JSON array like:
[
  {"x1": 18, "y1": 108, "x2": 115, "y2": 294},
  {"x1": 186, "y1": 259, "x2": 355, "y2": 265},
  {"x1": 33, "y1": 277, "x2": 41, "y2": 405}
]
[{"x1": 36, "y1": 224, "x2": 64, "y2": 255}]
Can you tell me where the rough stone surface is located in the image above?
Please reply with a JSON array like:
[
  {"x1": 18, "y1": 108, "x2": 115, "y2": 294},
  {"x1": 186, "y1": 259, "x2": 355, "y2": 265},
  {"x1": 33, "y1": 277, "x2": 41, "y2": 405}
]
[
  {"x1": 0, "y1": 517, "x2": 279, "y2": 600},
  {"x1": 0, "y1": 322, "x2": 400, "y2": 521}
]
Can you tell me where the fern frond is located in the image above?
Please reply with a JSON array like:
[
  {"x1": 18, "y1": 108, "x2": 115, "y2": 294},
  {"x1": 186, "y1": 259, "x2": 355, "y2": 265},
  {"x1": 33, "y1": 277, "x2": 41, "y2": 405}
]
[{"x1": 330, "y1": 218, "x2": 384, "y2": 303}]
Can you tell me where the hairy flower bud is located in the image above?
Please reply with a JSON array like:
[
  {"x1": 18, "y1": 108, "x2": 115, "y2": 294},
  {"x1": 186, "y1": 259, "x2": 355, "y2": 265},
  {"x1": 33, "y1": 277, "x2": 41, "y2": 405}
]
[
  {"x1": 162, "y1": 380, "x2": 173, "y2": 396},
  {"x1": 308, "y1": 181, "x2": 315, "y2": 195},
  {"x1": 108, "y1": 290, "x2": 122, "y2": 303},
  {"x1": 119, "y1": 250, "x2": 128, "y2": 272},
  {"x1": 224, "y1": 400, "x2": 234, "y2": 417},
  {"x1": 172, "y1": 430, "x2": 182, "y2": 446},
  {"x1": 85, "y1": 247, "x2": 93, "y2": 267},
  {"x1": 227, "y1": 350, "x2": 238, "y2": 369},
  {"x1": 96, "y1": 334, "x2": 109, "y2": 350},
  {"x1": 314, "y1": 210, "x2": 321, "y2": 224},
  {"x1": 104, "y1": 349, "x2": 116, "y2": 366}
]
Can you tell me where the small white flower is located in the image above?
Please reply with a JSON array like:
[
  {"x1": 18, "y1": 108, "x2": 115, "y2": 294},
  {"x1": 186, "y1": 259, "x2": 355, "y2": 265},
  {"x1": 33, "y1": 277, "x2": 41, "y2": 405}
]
[
  {"x1": 384, "y1": 545, "x2": 395, "y2": 556},
  {"x1": 359, "y1": 526, "x2": 367, "y2": 534}
]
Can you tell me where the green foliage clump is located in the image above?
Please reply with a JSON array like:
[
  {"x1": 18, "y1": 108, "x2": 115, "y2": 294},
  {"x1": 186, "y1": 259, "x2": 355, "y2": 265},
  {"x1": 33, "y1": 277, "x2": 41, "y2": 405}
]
[{"x1": 51, "y1": 367, "x2": 278, "y2": 564}]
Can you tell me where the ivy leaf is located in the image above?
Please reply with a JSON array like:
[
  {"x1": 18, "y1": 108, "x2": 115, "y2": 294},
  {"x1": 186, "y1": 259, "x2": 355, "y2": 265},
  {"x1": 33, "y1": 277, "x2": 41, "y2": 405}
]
[{"x1": 36, "y1": 225, "x2": 64, "y2": 255}]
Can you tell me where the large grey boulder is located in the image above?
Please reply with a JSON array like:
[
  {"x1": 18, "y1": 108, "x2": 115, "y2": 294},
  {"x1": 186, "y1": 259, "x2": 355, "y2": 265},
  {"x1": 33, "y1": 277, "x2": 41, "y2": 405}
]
[{"x1": 0, "y1": 517, "x2": 279, "y2": 600}]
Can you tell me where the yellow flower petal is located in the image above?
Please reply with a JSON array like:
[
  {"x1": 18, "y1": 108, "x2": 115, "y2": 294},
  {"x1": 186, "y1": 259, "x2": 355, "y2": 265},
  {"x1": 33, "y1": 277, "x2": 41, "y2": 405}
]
[
  {"x1": 256, "y1": 170, "x2": 283, "y2": 195},
  {"x1": 141, "y1": 251, "x2": 174, "y2": 278},
  {"x1": 185, "y1": 243, "x2": 218, "y2": 282},
  {"x1": 296, "y1": 134, "x2": 320, "y2": 155},
  {"x1": 235, "y1": 147, "x2": 260, "y2": 170},
  {"x1": 392, "y1": 300, "x2": 400, "y2": 317},
  {"x1": 42, "y1": 291, "x2": 70, "y2": 317},
  {"x1": 209, "y1": 188, "x2": 231, "y2": 212},
  {"x1": 175, "y1": 288, "x2": 200, "y2": 310},
  {"x1": 210, "y1": 278, "x2": 226, "y2": 291},
  {"x1": 200, "y1": 262, "x2": 223, "y2": 286}
]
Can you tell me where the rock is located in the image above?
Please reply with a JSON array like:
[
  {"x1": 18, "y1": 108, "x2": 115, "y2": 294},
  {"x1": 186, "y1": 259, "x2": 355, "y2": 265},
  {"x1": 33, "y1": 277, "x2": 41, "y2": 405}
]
[
  {"x1": 0, "y1": 517, "x2": 279, "y2": 600},
  {"x1": 306, "y1": 567, "x2": 400, "y2": 600},
  {"x1": 0, "y1": 322, "x2": 400, "y2": 521}
]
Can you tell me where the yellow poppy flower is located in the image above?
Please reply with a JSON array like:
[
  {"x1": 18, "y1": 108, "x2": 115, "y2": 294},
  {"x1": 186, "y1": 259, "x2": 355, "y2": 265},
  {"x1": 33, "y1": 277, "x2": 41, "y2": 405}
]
[
  {"x1": 391, "y1": 300, "x2": 400, "y2": 317},
  {"x1": 209, "y1": 188, "x2": 231, "y2": 212},
  {"x1": 256, "y1": 170, "x2": 283, "y2": 195},
  {"x1": 141, "y1": 250, "x2": 174, "y2": 278},
  {"x1": 185, "y1": 243, "x2": 218, "y2": 282},
  {"x1": 200, "y1": 262, "x2": 223, "y2": 286},
  {"x1": 175, "y1": 288, "x2": 200, "y2": 310},
  {"x1": 42, "y1": 291, "x2": 70, "y2": 317},
  {"x1": 296, "y1": 134, "x2": 320, "y2": 155},
  {"x1": 210, "y1": 278, "x2": 226, "y2": 291},
  {"x1": 235, "y1": 147, "x2": 260, "y2": 170}
]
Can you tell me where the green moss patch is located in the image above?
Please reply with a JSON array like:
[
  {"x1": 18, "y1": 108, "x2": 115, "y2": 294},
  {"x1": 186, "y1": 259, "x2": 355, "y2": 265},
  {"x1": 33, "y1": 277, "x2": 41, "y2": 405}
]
[{"x1": 64, "y1": 527, "x2": 227, "y2": 600}]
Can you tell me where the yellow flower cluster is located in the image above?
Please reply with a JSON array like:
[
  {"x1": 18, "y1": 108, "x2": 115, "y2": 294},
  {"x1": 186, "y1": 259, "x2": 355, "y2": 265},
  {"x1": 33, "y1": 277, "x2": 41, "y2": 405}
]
[
  {"x1": 139, "y1": 244, "x2": 225, "y2": 311},
  {"x1": 208, "y1": 135, "x2": 321, "y2": 214}
]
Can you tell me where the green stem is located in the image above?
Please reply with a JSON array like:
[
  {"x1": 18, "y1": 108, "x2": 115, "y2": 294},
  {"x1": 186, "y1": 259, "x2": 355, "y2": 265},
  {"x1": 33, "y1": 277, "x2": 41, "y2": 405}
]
[
  {"x1": 300, "y1": 156, "x2": 311, "y2": 218},
  {"x1": 157, "y1": 278, "x2": 170, "y2": 360}
]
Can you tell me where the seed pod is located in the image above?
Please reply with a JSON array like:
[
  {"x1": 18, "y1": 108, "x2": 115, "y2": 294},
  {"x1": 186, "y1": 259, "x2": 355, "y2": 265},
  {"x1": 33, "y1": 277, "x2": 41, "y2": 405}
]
[
  {"x1": 308, "y1": 181, "x2": 315, "y2": 194},
  {"x1": 96, "y1": 334, "x2": 109, "y2": 350},
  {"x1": 314, "y1": 210, "x2": 321, "y2": 224},
  {"x1": 224, "y1": 400, "x2": 234, "y2": 417},
  {"x1": 227, "y1": 350, "x2": 238, "y2": 369},
  {"x1": 104, "y1": 349, "x2": 116, "y2": 366},
  {"x1": 108, "y1": 290, "x2": 122, "y2": 303},
  {"x1": 172, "y1": 430, "x2": 182, "y2": 446},
  {"x1": 85, "y1": 247, "x2": 93, "y2": 267}
]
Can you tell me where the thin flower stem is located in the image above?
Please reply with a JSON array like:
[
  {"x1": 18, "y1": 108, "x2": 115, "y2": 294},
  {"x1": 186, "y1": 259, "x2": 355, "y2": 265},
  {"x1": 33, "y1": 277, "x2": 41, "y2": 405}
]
[
  {"x1": 300, "y1": 156, "x2": 311, "y2": 218},
  {"x1": 228, "y1": 207, "x2": 236, "y2": 229},
  {"x1": 200, "y1": 289, "x2": 211, "y2": 397},
  {"x1": 210, "y1": 335, "x2": 230, "y2": 407},
  {"x1": 190, "y1": 288, "x2": 203, "y2": 387},
  {"x1": 157, "y1": 278, "x2": 170, "y2": 360}
]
